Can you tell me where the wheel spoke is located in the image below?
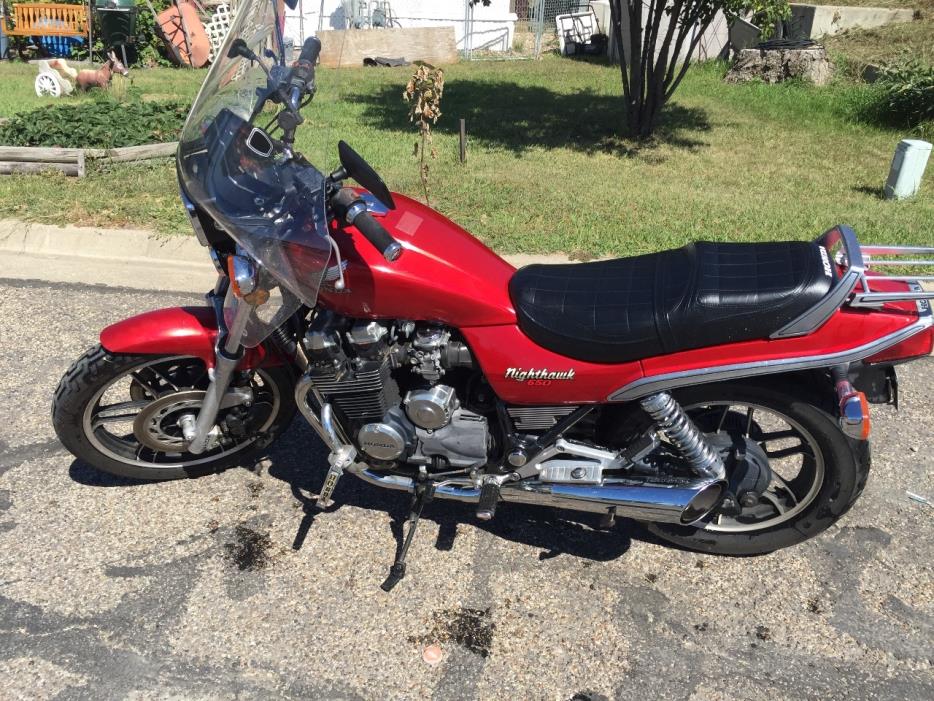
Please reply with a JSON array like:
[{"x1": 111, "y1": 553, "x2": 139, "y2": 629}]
[
  {"x1": 190, "y1": 367, "x2": 209, "y2": 388},
  {"x1": 715, "y1": 405, "x2": 730, "y2": 433},
  {"x1": 744, "y1": 407, "x2": 755, "y2": 436},
  {"x1": 760, "y1": 491, "x2": 788, "y2": 515},
  {"x1": 147, "y1": 365, "x2": 180, "y2": 392},
  {"x1": 91, "y1": 400, "x2": 150, "y2": 429},
  {"x1": 765, "y1": 443, "x2": 810, "y2": 459},
  {"x1": 757, "y1": 429, "x2": 799, "y2": 443},
  {"x1": 769, "y1": 473, "x2": 800, "y2": 506},
  {"x1": 131, "y1": 370, "x2": 163, "y2": 397}
]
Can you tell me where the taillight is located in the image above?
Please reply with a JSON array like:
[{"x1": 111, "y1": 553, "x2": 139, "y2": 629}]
[{"x1": 864, "y1": 327, "x2": 934, "y2": 365}]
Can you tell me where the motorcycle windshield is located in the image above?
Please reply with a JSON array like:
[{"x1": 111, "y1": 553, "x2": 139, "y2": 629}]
[{"x1": 176, "y1": 0, "x2": 331, "y2": 347}]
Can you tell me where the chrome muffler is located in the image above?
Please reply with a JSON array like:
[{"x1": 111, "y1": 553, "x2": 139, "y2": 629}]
[
  {"x1": 500, "y1": 478, "x2": 724, "y2": 525},
  {"x1": 347, "y1": 465, "x2": 723, "y2": 526}
]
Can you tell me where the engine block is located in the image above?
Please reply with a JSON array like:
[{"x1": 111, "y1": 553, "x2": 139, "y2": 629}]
[{"x1": 309, "y1": 361, "x2": 394, "y2": 422}]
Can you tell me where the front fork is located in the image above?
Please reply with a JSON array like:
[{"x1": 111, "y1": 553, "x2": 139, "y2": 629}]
[{"x1": 180, "y1": 272, "x2": 255, "y2": 455}]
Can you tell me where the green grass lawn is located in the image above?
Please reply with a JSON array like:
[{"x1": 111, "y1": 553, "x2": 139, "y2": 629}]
[{"x1": 0, "y1": 56, "x2": 930, "y2": 257}]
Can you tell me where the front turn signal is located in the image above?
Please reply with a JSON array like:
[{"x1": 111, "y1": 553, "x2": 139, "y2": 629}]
[{"x1": 227, "y1": 254, "x2": 268, "y2": 306}]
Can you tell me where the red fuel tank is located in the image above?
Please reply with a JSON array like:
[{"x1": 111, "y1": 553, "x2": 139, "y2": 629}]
[{"x1": 316, "y1": 193, "x2": 517, "y2": 326}]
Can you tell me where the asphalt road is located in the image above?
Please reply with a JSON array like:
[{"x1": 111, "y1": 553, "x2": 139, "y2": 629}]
[{"x1": 0, "y1": 270, "x2": 932, "y2": 700}]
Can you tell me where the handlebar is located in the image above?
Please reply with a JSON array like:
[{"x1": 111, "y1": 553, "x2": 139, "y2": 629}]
[
  {"x1": 354, "y1": 209, "x2": 403, "y2": 262},
  {"x1": 287, "y1": 37, "x2": 320, "y2": 111},
  {"x1": 332, "y1": 188, "x2": 402, "y2": 262}
]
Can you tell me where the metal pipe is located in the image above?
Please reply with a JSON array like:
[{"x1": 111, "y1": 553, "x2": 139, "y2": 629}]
[
  {"x1": 346, "y1": 466, "x2": 723, "y2": 525},
  {"x1": 501, "y1": 479, "x2": 724, "y2": 526},
  {"x1": 866, "y1": 259, "x2": 934, "y2": 267},
  {"x1": 862, "y1": 245, "x2": 934, "y2": 255},
  {"x1": 294, "y1": 373, "x2": 340, "y2": 450}
]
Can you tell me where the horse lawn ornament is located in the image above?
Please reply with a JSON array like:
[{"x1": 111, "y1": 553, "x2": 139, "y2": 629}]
[
  {"x1": 35, "y1": 53, "x2": 128, "y2": 97},
  {"x1": 75, "y1": 51, "x2": 129, "y2": 91}
]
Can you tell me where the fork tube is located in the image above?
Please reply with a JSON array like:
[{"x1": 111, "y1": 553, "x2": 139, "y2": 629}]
[{"x1": 186, "y1": 296, "x2": 253, "y2": 454}]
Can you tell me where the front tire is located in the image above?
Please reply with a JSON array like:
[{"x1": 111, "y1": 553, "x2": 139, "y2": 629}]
[
  {"x1": 52, "y1": 346, "x2": 296, "y2": 480},
  {"x1": 620, "y1": 381, "x2": 870, "y2": 555}
]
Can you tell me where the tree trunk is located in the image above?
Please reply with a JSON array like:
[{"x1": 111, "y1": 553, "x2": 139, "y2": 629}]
[{"x1": 608, "y1": 0, "x2": 715, "y2": 140}]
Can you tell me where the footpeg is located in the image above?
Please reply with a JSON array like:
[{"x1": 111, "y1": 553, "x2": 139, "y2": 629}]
[
  {"x1": 314, "y1": 403, "x2": 356, "y2": 509},
  {"x1": 476, "y1": 479, "x2": 501, "y2": 521},
  {"x1": 316, "y1": 444, "x2": 356, "y2": 509}
]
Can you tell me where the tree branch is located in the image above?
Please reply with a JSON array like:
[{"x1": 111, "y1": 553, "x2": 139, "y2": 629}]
[
  {"x1": 662, "y1": 2, "x2": 708, "y2": 87},
  {"x1": 665, "y1": 21, "x2": 711, "y2": 99},
  {"x1": 608, "y1": 1, "x2": 630, "y2": 98}
]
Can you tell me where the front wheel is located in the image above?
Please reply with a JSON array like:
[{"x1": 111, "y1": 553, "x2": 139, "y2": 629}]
[
  {"x1": 52, "y1": 346, "x2": 296, "y2": 480},
  {"x1": 617, "y1": 381, "x2": 870, "y2": 555}
]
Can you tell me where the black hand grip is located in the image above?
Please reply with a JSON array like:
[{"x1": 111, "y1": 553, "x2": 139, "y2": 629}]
[
  {"x1": 292, "y1": 37, "x2": 321, "y2": 84},
  {"x1": 353, "y1": 210, "x2": 403, "y2": 262},
  {"x1": 299, "y1": 36, "x2": 322, "y2": 64}
]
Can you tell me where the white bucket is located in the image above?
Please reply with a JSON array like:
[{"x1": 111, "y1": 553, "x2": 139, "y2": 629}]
[{"x1": 884, "y1": 139, "x2": 932, "y2": 200}]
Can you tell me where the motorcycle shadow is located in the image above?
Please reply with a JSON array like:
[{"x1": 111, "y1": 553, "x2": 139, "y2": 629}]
[{"x1": 66, "y1": 421, "x2": 665, "y2": 562}]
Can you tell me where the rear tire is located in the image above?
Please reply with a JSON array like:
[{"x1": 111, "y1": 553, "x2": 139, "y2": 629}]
[
  {"x1": 623, "y1": 381, "x2": 870, "y2": 555},
  {"x1": 52, "y1": 346, "x2": 296, "y2": 480}
]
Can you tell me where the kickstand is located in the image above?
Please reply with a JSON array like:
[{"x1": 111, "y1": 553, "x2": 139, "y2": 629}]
[{"x1": 381, "y1": 479, "x2": 434, "y2": 592}]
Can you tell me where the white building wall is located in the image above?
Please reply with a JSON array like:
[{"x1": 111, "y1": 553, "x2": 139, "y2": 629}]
[
  {"x1": 589, "y1": 0, "x2": 729, "y2": 64},
  {"x1": 284, "y1": 0, "x2": 517, "y2": 52}
]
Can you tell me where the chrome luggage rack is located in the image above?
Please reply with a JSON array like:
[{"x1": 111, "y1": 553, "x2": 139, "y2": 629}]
[{"x1": 772, "y1": 225, "x2": 934, "y2": 338}]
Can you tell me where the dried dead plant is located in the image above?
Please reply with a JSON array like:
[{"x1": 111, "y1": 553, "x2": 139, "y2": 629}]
[{"x1": 403, "y1": 61, "x2": 444, "y2": 205}]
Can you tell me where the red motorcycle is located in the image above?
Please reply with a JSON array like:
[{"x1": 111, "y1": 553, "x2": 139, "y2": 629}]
[{"x1": 52, "y1": 0, "x2": 933, "y2": 589}]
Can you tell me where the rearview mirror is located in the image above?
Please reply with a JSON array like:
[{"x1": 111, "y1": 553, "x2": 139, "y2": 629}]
[
  {"x1": 227, "y1": 38, "x2": 258, "y2": 63},
  {"x1": 338, "y1": 141, "x2": 396, "y2": 210}
]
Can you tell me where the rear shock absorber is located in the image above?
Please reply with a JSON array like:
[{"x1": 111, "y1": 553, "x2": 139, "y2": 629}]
[{"x1": 640, "y1": 392, "x2": 726, "y2": 481}]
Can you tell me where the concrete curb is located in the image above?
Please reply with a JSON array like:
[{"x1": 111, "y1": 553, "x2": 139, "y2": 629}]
[
  {"x1": 0, "y1": 219, "x2": 574, "y2": 270},
  {"x1": 0, "y1": 220, "x2": 207, "y2": 268}
]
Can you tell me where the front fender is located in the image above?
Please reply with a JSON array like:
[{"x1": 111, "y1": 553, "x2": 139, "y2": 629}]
[{"x1": 99, "y1": 306, "x2": 275, "y2": 369}]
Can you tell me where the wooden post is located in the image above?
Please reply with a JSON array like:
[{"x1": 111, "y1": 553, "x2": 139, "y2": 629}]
[
  {"x1": 87, "y1": 0, "x2": 94, "y2": 61},
  {"x1": 458, "y1": 118, "x2": 466, "y2": 163}
]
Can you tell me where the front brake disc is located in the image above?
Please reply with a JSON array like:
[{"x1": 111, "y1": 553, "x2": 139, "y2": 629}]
[{"x1": 132, "y1": 390, "x2": 205, "y2": 453}]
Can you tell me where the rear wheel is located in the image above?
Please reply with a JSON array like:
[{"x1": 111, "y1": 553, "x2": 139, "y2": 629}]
[
  {"x1": 612, "y1": 381, "x2": 870, "y2": 555},
  {"x1": 52, "y1": 346, "x2": 296, "y2": 480}
]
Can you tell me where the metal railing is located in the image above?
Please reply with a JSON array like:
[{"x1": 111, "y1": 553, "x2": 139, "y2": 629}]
[
  {"x1": 772, "y1": 226, "x2": 933, "y2": 337},
  {"x1": 835, "y1": 234, "x2": 934, "y2": 308}
]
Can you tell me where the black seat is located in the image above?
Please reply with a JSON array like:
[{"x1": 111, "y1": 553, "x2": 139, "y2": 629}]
[{"x1": 509, "y1": 241, "x2": 836, "y2": 364}]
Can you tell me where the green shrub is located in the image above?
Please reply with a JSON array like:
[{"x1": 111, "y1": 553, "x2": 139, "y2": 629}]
[
  {"x1": 861, "y1": 60, "x2": 934, "y2": 132},
  {"x1": 0, "y1": 95, "x2": 189, "y2": 148}
]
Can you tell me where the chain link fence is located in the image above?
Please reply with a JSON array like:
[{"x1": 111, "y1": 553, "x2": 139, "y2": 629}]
[{"x1": 463, "y1": 0, "x2": 589, "y2": 60}]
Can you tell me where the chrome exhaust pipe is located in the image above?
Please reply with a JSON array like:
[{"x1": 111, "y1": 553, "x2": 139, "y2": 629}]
[
  {"x1": 347, "y1": 465, "x2": 723, "y2": 526},
  {"x1": 499, "y1": 479, "x2": 724, "y2": 526}
]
